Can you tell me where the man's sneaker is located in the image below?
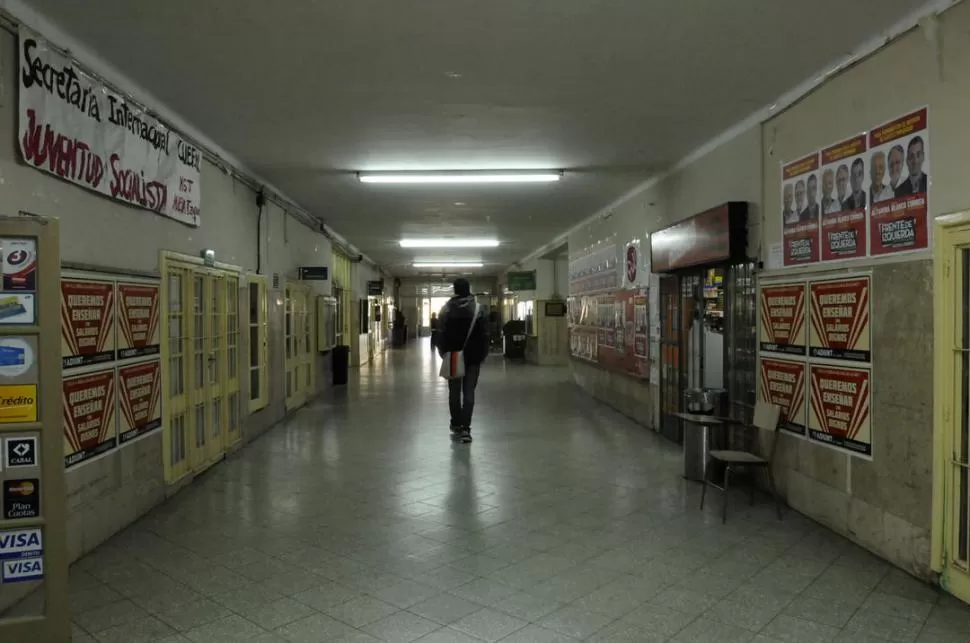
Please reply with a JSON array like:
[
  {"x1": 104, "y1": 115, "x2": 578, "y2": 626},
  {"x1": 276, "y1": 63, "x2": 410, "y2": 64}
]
[
  {"x1": 458, "y1": 430, "x2": 473, "y2": 443},
  {"x1": 450, "y1": 425, "x2": 462, "y2": 440}
]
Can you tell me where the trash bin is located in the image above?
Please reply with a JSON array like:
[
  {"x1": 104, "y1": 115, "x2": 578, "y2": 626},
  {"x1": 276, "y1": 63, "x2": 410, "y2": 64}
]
[
  {"x1": 332, "y1": 345, "x2": 350, "y2": 386},
  {"x1": 681, "y1": 388, "x2": 729, "y2": 481},
  {"x1": 503, "y1": 320, "x2": 527, "y2": 359}
]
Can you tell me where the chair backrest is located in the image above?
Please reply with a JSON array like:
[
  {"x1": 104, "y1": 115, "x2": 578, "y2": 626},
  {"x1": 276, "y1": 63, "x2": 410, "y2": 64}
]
[{"x1": 752, "y1": 400, "x2": 782, "y2": 432}]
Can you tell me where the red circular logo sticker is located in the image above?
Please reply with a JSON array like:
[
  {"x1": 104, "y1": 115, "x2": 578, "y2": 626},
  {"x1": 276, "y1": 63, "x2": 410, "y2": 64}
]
[
  {"x1": 6, "y1": 250, "x2": 28, "y2": 266},
  {"x1": 626, "y1": 245, "x2": 638, "y2": 283}
]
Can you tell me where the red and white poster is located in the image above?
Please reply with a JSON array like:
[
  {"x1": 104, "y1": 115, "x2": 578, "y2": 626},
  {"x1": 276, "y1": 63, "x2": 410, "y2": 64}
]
[
  {"x1": 759, "y1": 283, "x2": 806, "y2": 356},
  {"x1": 117, "y1": 282, "x2": 160, "y2": 360},
  {"x1": 61, "y1": 279, "x2": 115, "y2": 369},
  {"x1": 118, "y1": 360, "x2": 162, "y2": 445},
  {"x1": 809, "y1": 276, "x2": 871, "y2": 363},
  {"x1": 63, "y1": 368, "x2": 117, "y2": 468},
  {"x1": 18, "y1": 29, "x2": 202, "y2": 226},
  {"x1": 868, "y1": 108, "x2": 930, "y2": 256},
  {"x1": 760, "y1": 358, "x2": 806, "y2": 436},
  {"x1": 781, "y1": 152, "x2": 821, "y2": 266},
  {"x1": 808, "y1": 364, "x2": 872, "y2": 458},
  {"x1": 819, "y1": 135, "x2": 868, "y2": 261}
]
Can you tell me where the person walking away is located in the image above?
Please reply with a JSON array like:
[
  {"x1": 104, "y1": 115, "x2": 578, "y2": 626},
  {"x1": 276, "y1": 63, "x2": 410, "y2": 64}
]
[
  {"x1": 429, "y1": 312, "x2": 439, "y2": 351},
  {"x1": 437, "y1": 278, "x2": 488, "y2": 443}
]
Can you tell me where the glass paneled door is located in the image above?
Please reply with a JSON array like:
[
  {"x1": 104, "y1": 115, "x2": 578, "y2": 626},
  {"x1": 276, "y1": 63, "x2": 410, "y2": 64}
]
[
  {"x1": 162, "y1": 253, "x2": 242, "y2": 483},
  {"x1": 285, "y1": 282, "x2": 315, "y2": 411},
  {"x1": 933, "y1": 215, "x2": 970, "y2": 605}
]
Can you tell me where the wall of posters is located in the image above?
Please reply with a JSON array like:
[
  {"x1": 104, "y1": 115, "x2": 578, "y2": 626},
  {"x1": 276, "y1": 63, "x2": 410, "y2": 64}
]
[
  {"x1": 760, "y1": 358, "x2": 806, "y2": 436},
  {"x1": 63, "y1": 368, "x2": 117, "y2": 468},
  {"x1": 568, "y1": 288, "x2": 649, "y2": 379},
  {"x1": 759, "y1": 283, "x2": 806, "y2": 356},
  {"x1": 781, "y1": 153, "x2": 821, "y2": 266},
  {"x1": 809, "y1": 276, "x2": 871, "y2": 362},
  {"x1": 776, "y1": 106, "x2": 929, "y2": 268},
  {"x1": 61, "y1": 272, "x2": 162, "y2": 469},
  {"x1": 61, "y1": 279, "x2": 116, "y2": 369},
  {"x1": 118, "y1": 361, "x2": 162, "y2": 445},
  {"x1": 869, "y1": 108, "x2": 930, "y2": 256},
  {"x1": 808, "y1": 364, "x2": 872, "y2": 457},
  {"x1": 819, "y1": 135, "x2": 868, "y2": 261},
  {"x1": 117, "y1": 282, "x2": 161, "y2": 359},
  {"x1": 759, "y1": 273, "x2": 873, "y2": 458},
  {"x1": 18, "y1": 29, "x2": 202, "y2": 226}
]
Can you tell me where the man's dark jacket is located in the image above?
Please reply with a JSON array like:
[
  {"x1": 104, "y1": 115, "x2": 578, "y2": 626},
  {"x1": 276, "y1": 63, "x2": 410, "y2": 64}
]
[{"x1": 436, "y1": 295, "x2": 488, "y2": 366}]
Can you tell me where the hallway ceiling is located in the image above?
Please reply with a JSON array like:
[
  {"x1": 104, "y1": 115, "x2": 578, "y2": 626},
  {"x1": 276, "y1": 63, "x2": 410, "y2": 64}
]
[{"x1": 30, "y1": 0, "x2": 927, "y2": 275}]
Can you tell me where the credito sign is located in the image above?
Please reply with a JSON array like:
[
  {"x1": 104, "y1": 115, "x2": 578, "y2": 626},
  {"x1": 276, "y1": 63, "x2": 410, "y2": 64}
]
[{"x1": 0, "y1": 384, "x2": 37, "y2": 423}]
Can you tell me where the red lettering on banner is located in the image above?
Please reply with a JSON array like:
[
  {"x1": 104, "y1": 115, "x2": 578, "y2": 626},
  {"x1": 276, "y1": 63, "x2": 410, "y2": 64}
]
[
  {"x1": 109, "y1": 155, "x2": 167, "y2": 213},
  {"x1": 21, "y1": 109, "x2": 105, "y2": 187}
]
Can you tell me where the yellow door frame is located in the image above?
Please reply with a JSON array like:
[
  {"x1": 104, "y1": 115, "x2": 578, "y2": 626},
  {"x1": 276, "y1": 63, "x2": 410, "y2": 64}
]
[
  {"x1": 284, "y1": 281, "x2": 315, "y2": 411},
  {"x1": 932, "y1": 210, "x2": 970, "y2": 604},
  {"x1": 160, "y1": 251, "x2": 242, "y2": 484},
  {"x1": 247, "y1": 274, "x2": 270, "y2": 413}
]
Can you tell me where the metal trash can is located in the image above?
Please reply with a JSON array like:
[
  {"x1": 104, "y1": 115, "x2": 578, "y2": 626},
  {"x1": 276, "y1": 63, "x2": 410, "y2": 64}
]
[
  {"x1": 683, "y1": 421, "x2": 712, "y2": 482},
  {"x1": 332, "y1": 345, "x2": 350, "y2": 386},
  {"x1": 682, "y1": 388, "x2": 729, "y2": 481}
]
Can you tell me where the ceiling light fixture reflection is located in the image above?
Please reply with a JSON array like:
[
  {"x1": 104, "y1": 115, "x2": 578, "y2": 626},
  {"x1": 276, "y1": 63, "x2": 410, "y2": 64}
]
[
  {"x1": 400, "y1": 239, "x2": 499, "y2": 248},
  {"x1": 358, "y1": 171, "x2": 562, "y2": 184},
  {"x1": 412, "y1": 262, "x2": 484, "y2": 269}
]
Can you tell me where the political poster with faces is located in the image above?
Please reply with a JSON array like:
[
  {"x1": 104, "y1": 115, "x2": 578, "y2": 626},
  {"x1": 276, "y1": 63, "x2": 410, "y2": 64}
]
[
  {"x1": 868, "y1": 107, "x2": 930, "y2": 256},
  {"x1": 781, "y1": 152, "x2": 821, "y2": 266},
  {"x1": 819, "y1": 135, "x2": 868, "y2": 261}
]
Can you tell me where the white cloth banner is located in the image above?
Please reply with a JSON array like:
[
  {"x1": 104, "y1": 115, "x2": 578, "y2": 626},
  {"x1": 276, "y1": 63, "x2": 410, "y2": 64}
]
[{"x1": 18, "y1": 29, "x2": 201, "y2": 226}]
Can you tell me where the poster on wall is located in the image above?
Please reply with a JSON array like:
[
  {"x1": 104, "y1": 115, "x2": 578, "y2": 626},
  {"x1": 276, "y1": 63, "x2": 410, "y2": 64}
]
[
  {"x1": 781, "y1": 152, "x2": 821, "y2": 266},
  {"x1": 63, "y1": 368, "x2": 117, "y2": 468},
  {"x1": 759, "y1": 283, "x2": 806, "y2": 356},
  {"x1": 118, "y1": 360, "x2": 162, "y2": 445},
  {"x1": 759, "y1": 358, "x2": 806, "y2": 436},
  {"x1": 819, "y1": 135, "x2": 868, "y2": 261},
  {"x1": 868, "y1": 107, "x2": 929, "y2": 256},
  {"x1": 809, "y1": 276, "x2": 871, "y2": 363},
  {"x1": 61, "y1": 279, "x2": 116, "y2": 369},
  {"x1": 808, "y1": 363, "x2": 872, "y2": 458},
  {"x1": 116, "y1": 282, "x2": 160, "y2": 360},
  {"x1": 18, "y1": 29, "x2": 202, "y2": 226}
]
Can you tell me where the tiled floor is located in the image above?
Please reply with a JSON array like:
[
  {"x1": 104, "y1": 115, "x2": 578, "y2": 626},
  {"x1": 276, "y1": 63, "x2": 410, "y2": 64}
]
[{"x1": 68, "y1": 344, "x2": 968, "y2": 642}]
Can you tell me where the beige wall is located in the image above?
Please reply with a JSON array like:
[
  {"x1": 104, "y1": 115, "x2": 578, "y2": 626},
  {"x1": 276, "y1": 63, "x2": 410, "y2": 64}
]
[
  {"x1": 568, "y1": 126, "x2": 763, "y2": 425},
  {"x1": 0, "y1": 23, "x2": 369, "y2": 611},
  {"x1": 754, "y1": 4, "x2": 970, "y2": 579}
]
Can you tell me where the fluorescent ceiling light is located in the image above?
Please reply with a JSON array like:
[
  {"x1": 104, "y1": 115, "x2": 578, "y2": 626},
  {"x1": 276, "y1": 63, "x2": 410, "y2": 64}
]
[
  {"x1": 359, "y1": 171, "x2": 561, "y2": 184},
  {"x1": 412, "y1": 262, "x2": 484, "y2": 269},
  {"x1": 400, "y1": 239, "x2": 500, "y2": 248}
]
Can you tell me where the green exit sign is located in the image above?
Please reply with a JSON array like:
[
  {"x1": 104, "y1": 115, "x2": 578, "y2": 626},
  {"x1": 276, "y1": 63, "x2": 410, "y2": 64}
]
[{"x1": 507, "y1": 271, "x2": 537, "y2": 292}]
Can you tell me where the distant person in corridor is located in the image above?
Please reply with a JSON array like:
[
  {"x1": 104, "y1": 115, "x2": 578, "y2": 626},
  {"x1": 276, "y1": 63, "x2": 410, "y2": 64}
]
[{"x1": 437, "y1": 278, "x2": 488, "y2": 443}]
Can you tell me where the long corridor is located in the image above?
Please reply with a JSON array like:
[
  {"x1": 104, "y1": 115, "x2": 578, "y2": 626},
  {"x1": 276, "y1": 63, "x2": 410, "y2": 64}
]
[{"x1": 69, "y1": 346, "x2": 968, "y2": 643}]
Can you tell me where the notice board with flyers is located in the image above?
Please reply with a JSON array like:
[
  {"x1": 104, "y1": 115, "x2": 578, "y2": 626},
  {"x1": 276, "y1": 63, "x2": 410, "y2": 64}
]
[
  {"x1": 60, "y1": 271, "x2": 161, "y2": 469},
  {"x1": 758, "y1": 272, "x2": 873, "y2": 459}
]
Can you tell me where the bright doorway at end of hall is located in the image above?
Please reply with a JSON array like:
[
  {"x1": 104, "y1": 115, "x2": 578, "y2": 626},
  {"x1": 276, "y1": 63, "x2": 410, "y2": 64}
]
[{"x1": 422, "y1": 297, "x2": 450, "y2": 328}]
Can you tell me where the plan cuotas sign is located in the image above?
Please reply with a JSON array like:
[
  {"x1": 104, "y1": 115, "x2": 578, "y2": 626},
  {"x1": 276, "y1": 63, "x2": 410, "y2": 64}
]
[{"x1": 18, "y1": 29, "x2": 202, "y2": 226}]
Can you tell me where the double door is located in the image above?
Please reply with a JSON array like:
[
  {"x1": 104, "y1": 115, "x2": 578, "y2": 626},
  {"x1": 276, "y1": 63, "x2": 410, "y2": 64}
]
[
  {"x1": 285, "y1": 283, "x2": 315, "y2": 410},
  {"x1": 163, "y1": 258, "x2": 241, "y2": 482}
]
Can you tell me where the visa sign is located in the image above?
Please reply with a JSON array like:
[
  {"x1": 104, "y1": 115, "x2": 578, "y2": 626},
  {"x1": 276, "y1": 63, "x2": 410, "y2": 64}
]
[
  {"x1": 0, "y1": 528, "x2": 42, "y2": 559},
  {"x1": 2, "y1": 555, "x2": 43, "y2": 582}
]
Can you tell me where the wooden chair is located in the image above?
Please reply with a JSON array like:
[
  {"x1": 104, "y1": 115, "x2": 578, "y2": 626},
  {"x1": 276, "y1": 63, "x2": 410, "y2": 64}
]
[{"x1": 700, "y1": 401, "x2": 784, "y2": 524}]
